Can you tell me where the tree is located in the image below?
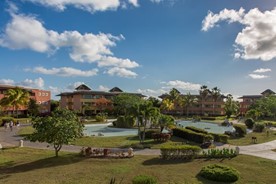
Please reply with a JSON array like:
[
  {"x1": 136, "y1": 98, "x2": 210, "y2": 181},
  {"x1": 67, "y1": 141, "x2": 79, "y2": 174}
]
[
  {"x1": 160, "y1": 98, "x2": 174, "y2": 113},
  {"x1": 147, "y1": 97, "x2": 161, "y2": 108},
  {"x1": 50, "y1": 100, "x2": 59, "y2": 112},
  {"x1": 158, "y1": 114, "x2": 175, "y2": 132},
  {"x1": 211, "y1": 87, "x2": 221, "y2": 116},
  {"x1": 28, "y1": 109, "x2": 84, "y2": 157},
  {"x1": 248, "y1": 95, "x2": 276, "y2": 119},
  {"x1": 0, "y1": 87, "x2": 30, "y2": 117},
  {"x1": 27, "y1": 99, "x2": 40, "y2": 117},
  {"x1": 199, "y1": 85, "x2": 210, "y2": 115},
  {"x1": 112, "y1": 94, "x2": 143, "y2": 116},
  {"x1": 224, "y1": 94, "x2": 239, "y2": 118},
  {"x1": 179, "y1": 92, "x2": 198, "y2": 117}
]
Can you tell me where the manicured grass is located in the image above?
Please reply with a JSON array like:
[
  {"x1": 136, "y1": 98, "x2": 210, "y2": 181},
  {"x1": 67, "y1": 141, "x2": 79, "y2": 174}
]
[
  {"x1": 0, "y1": 147, "x2": 276, "y2": 184},
  {"x1": 228, "y1": 130, "x2": 276, "y2": 146},
  {"x1": 17, "y1": 126, "x2": 34, "y2": 136}
]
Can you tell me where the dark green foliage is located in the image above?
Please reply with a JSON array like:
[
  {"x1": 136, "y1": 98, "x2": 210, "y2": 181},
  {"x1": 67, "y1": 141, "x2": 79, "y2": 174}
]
[
  {"x1": 116, "y1": 116, "x2": 135, "y2": 128},
  {"x1": 210, "y1": 133, "x2": 229, "y2": 143},
  {"x1": 160, "y1": 145, "x2": 201, "y2": 160},
  {"x1": 253, "y1": 123, "x2": 265, "y2": 132},
  {"x1": 172, "y1": 128, "x2": 213, "y2": 143},
  {"x1": 95, "y1": 113, "x2": 107, "y2": 122},
  {"x1": 185, "y1": 126, "x2": 208, "y2": 134},
  {"x1": 202, "y1": 148, "x2": 237, "y2": 158},
  {"x1": 201, "y1": 117, "x2": 216, "y2": 121},
  {"x1": 1, "y1": 117, "x2": 15, "y2": 126},
  {"x1": 27, "y1": 99, "x2": 40, "y2": 117},
  {"x1": 199, "y1": 164, "x2": 240, "y2": 182},
  {"x1": 233, "y1": 124, "x2": 247, "y2": 137},
  {"x1": 145, "y1": 129, "x2": 160, "y2": 139},
  {"x1": 132, "y1": 175, "x2": 157, "y2": 184},
  {"x1": 244, "y1": 118, "x2": 255, "y2": 129}
]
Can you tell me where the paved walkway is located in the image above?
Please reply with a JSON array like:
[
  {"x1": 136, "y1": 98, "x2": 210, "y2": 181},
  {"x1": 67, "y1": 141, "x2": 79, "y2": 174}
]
[{"x1": 0, "y1": 125, "x2": 276, "y2": 160}]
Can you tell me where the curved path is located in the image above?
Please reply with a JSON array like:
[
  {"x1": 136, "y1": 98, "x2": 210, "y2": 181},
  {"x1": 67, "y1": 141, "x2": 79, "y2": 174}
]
[{"x1": 0, "y1": 125, "x2": 276, "y2": 160}]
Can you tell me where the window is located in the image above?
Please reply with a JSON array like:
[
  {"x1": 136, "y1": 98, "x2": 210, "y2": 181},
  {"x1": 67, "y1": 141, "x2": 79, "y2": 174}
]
[
  {"x1": 38, "y1": 92, "x2": 41, "y2": 96},
  {"x1": 83, "y1": 95, "x2": 92, "y2": 99}
]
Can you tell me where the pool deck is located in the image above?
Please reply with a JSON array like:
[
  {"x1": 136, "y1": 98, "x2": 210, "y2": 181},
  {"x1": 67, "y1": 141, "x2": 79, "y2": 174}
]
[{"x1": 1, "y1": 125, "x2": 276, "y2": 161}]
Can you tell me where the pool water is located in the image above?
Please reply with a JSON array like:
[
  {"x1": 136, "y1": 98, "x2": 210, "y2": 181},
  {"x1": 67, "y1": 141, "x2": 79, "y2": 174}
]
[
  {"x1": 83, "y1": 123, "x2": 138, "y2": 137},
  {"x1": 176, "y1": 121, "x2": 235, "y2": 134}
]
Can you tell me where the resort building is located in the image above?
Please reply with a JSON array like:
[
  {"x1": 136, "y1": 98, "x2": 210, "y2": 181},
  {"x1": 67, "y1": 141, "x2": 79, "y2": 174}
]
[
  {"x1": 159, "y1": 93, "x2": 226, "y2": 116},
  {"x1": 0, "y1": 84, "x2": 51, "y2": 115},
  {"x1": 57, "y1": 84, "x2": 145, "y2": 115},
  {"x1": 239, "y1": 89, "x2": 275, "y2": 115}
]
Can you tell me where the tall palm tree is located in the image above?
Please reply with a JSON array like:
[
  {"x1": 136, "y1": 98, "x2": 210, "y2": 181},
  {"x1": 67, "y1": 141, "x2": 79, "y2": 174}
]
[
  {"x1": 211, "y1": 87, "x2": 221, "y2": 116},
  {"x1": 0, "y1": 87, "x2": 30, "y2": 117},
  {"x1": 160, "y1": 98, "x2": 174, "y2": 113},
  {"x1": 180, "y1": 93, "x2": 198, "y2": 117},
  {"x1": 199, "y1": 85, "x2": 210, "y2": 115},
  {"x1": 168, "y1": 88, "x2": 181, "y2": 114}
]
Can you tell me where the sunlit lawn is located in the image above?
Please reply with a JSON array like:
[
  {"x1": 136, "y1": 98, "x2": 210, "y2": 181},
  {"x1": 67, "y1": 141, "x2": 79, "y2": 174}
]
[
  {"x1": 0, "y1": 147, "x2": 276, "y2": 184},
  {"x1": 228, "y1": 130, "x2": 276, "y2": 146}
]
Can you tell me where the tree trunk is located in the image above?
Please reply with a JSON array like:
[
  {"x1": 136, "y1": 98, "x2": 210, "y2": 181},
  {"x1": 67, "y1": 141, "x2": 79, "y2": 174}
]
[{"x1": 54, "y1": 144, "x2": 62, "y2": 157}]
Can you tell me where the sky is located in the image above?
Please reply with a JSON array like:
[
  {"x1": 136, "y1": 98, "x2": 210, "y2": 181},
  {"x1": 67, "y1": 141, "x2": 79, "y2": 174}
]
[{"x1": 0, "y1": 0, "x2": 276, "y2": 100}]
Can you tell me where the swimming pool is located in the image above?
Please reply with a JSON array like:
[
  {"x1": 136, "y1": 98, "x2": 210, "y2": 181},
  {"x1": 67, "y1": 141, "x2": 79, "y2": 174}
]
[
  {"x1": 83, "y1": 123, "x2": 138, "y2": 137},
  {"x1": 176, "y1": 120, "x2": 235, "y2": 134}
]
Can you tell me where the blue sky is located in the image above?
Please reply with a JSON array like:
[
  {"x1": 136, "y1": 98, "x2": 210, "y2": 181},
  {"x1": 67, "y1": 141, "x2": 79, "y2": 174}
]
[{"x1": 0, "y1": 0, "x2": 276, "y2": 100}]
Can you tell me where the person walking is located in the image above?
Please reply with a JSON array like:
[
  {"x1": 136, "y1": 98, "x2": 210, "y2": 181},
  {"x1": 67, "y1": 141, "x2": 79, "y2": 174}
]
[{"x1": 9, "y1": 120, "x2": 13, "y2": 131}]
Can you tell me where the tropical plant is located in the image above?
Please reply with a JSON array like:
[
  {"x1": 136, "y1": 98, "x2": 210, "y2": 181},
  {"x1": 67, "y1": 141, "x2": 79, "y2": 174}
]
[
  {"x1": 211, "y1": 87, "x2": 221, "y2": 116},
  {"x1": 160, "y1": 98, "x2": 174, "y2": 113},
  {"x1": 27, "y1": 98, "x2": 40, "y2": 117},
  {"x1": 199, "y1": 85, "x2": 210, "y2": 115},
  {"x1": 0, "y1": 87, "x2": 30, "y2": 117},
  {"x1": 224, "y1": 94, "x2": 239, "y2": 118},
  {"x1": 158, "y1": 114, "x2": 175, "y2": 132},
  {"x1": 179, "y1": 92, "x2": 198, "y2": 117},
  {"x1": 113, "y1": 94, "x2": 142, "y2": 116},
  {"x1": 28, "y1": 109, "x2": 84, "y2": 157}
]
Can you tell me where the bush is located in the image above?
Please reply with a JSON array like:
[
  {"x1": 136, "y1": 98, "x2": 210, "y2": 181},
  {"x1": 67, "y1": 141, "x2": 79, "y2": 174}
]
[
  {"x1": 95, "y1": 113, "x2": 107, "y2": 122},
  {"x1": 132, "y1": 175, "x2": 157, "y2": 184},
  {"x1": 125, "y1": 116, "x2": 135, "y2": 127},
  {"x1": 116, "y1": 116, "x2": 135, "y2": 128},
  {"x1": 244, "y1": 118, "x2": 255, "y2": 129},
  {"x1": 199, "y1": 164, "x2": 240, "y2": 182},
  {"x1": 160, "y1": 145, "x2": 201, "y2": 160},
  {"x1": 210, "y1": 133, "x2": 229, "y2": 143},
  {"x1": 253, "y1": 123, "x2": 265, "y2": 132},
  {"x1": 202, "y1": 148, "x2": 238, "y2": 158},
  {"x1": 185, "y1": 126, "x2": 208, "y2": 134},
  {"x1": 1, "y1": 117, "x2": 15, "y2": 126},
  {"x1": 173, "y1": 128, "x2": 213, "y2": 143},
  {"x1": 201, "y1": 117, "x2": 216, "y2": 121},
  {"x1": 233, "y1": 124, "x2": 247, "y2": 137},
  {"x1": 145, "y1": 129, "x2": 160, "y2": 139}
]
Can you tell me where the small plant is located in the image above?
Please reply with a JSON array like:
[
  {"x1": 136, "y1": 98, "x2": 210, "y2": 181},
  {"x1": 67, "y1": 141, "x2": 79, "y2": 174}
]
[
  {"x1": 132, "y1": 175, "x2": 157, "y2": 184},
  {"x1": 253, "y1": 123, "x2": 265, "y2": 132},
  {"x1": 199, "y1": 164, "x2": 240, "y2": 182},
  {"x1": 233, "y1": 124, "x2": 247, "y2": 137},
  {"x1": 202, "y1": 148, "x2": 237, "y2": 158}
]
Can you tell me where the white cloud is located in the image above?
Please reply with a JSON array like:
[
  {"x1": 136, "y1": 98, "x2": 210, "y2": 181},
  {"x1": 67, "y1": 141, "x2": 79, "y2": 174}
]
[
  {"x1": 66, "y1": 82, "x2": 85, "y2": 91},
  {"x1": 98, "y1": 56, "x2": 139, "y2": 68},
  {"x1": 253, "y1": 68, "x2": 271, "y2": 73},
  {"x1": 128, "y1": 0, "x2": 139, "y2": 7},
  {"x1": 30, "y1": 66, "x2": 98, "y2": 77},
  {"x1": 0, "y1": 8, "x2": 139, "y2": 77},
  {"x1": 161, "y1": 80, "x2": 201, "y2": 91},
  {"x1": 248, "y1": 74, "x2": 269, "y2": 79},
  {"x1": 24, "y1": 0, "x2": 121, "y2": 13},
  {"x1": 137, "y1": 88, "x2": 166, "y2": 98},
  {"x1": 202, "y1": 8, "x2": 245, "y2": 31},
  {"x1": 98, "y1": 85, "x2": 110, "y2": 91},
  {"x1": 150, "y1": 0, "x2": 162, "y2": 3},
  {"x1": 0, "y1": 77, "x2": 44, "y2": 89},
  {"x1": 202, "y1": 7, "x2": 276, "y2": 61},
  {"x1": 105, "y1": 67, "x2": 138, "y2": 78}
]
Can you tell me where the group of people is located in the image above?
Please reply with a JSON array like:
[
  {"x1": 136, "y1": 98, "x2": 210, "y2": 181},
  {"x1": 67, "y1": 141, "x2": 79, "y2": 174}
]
[{"x1": 4, "y1": 120, "x2": 20, "y2": 131}]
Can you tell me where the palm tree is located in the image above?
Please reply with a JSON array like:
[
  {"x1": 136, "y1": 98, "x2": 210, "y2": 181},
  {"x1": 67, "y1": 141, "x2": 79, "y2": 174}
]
[
  {"x1": 180, "y1": 93, "x2": 198, "y2": 117},
  {"x1": 199, "y1": 85, "x2": 210, "y2": 115},
  {"x1": 211, "y1": 87, "x2": 221, "y2": 116},
  {"x1": 0, "y1": 87, "x2": 30, "y2": 117},
  {"x1": 224, "y1": 94, "x2": 239, "y2": 118},
  {"x1": 160, "y1": 98, "x2": 174, "y2": 113}
]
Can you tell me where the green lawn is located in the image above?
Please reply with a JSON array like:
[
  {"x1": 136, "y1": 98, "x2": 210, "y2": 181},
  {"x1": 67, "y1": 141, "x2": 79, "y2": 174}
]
[
  {"x1": 0, "y1": 147, "x2": 276, "y2": 184},
  {"x1": 228, "y1": 130, "x2": 276, "y2": 146}
]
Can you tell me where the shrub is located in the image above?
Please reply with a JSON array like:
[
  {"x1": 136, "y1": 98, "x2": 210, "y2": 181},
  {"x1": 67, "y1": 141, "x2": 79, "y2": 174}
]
[
  {"x1": 202, "y1": 148, "x2": 238, "y2": 158},
  {"x1": 132, "y1": 175, "x2": 157, "y2": 184},
  {"x1": 233, "y1": 124, "x2": 247, "y2": 137},
  {"x1": 125, "y1": 116, "x2": 135, "y2": 127},
  {"x1": 244, "y1": 118, "x2": 255, "y2": 129},
  {"x1": 145, "y1": 129, "x2": 160, "y2": 139},
  {"x1": 173, "y1": 128, "x2": 213, "y2": 143},
  {"x1": 116, "y1": 116, "x2": 125, "y2": 128},
  {"x1": 201, "y1": 117, "x2": 216, "y2": 121},
  {"x1": 185, "y1": 126, "x2": 208, "y2": 134},
  {"x1": 253, "y1": 123, "x2": 265, "y2": 132},
  {"x1": 210, "y1": 133, "x2": 229, "y2": 143},
  {"x1": 199, "y1": 164, "x2": 240, "y2": 182},
  {"x1": 1, "y1": 117, "x2": 15, "y2": 126},
  {"x1": 95, "y1": 113, "x2": 107, "y2": 122},
  {"x1": 160, "y1": 145, "x2": 201, "y2": 160}
]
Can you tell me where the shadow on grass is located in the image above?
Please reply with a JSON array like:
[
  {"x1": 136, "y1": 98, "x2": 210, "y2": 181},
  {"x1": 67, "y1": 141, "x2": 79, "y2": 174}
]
[
  {"x1": 0, "y1": 153, "x2": 84, "y2": 175},
  {"x1": 142, "y1": 157, "x2": 194, "y2": 166}
]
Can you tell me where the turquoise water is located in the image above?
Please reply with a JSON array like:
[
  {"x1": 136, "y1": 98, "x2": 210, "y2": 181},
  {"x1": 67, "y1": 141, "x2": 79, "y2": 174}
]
[
  {"x1": 83, "y1": 123, "x2": 138, "y2": 137},
  {"x1": 176, "y1": 121, "x2": 235, "y2": 134}
]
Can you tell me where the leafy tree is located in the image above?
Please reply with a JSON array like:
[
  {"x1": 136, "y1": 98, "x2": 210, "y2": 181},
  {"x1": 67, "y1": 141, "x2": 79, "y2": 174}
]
[
  {"x1": 0, "y1": 87, "x2": 30, "y2": 117},
  {"x1": 179, "y1": 92, "x2": 198, "y2": 117},
  {"x1": 50, "y1": 100, "x2": 59, "y2": 112},
  {"x1": 199, "y1": 85, "x2": 210, "y2": 115},
  {"x1": 211, "y1": 87, "x2": 221, "y2": 116},
  {"x1": 147, "y1": 97, "x2": 161, "y2": 108},
  {"x1": 158, "y1": 114, "x2": 175, "y2": 132},
  {"x1": 224, "y1": 94, "x2": 239, "y2": 118},
  {"x1": 28, "y1": 109, "x2": 84, "y2": 157},
  {"x1": 160, "y1": 98, "x2": 174, "y2": 113},
  {"x1": 27, "y1": 98, "x2": 40, "y2": 117},
  {"x1": 113, "y1": 94, "x2": 143, "y2": 116},
  {"x1": 248, "y1": 95, "x2": 276, "y2": 119}
]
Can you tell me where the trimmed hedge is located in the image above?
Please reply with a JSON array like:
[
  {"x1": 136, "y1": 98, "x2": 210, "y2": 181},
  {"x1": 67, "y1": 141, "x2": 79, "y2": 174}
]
[
  {"x1": 233, "y1": 124, "x2": 247, "y2": 137},
  {"x1": 160, "y1": 145, "x2": 201, "y2": 160},
  {"x1": 244, "y1": 118, "x2": 255, "y2": 129},
  {"x1": 202, "y1": 148, "x2": 237, "y2": 158},
  {"x1": 210, "y1": 133, "x2": 229, "y2": 143},
  {"x1": 185, "y1": 126, "x2": 208, "y2": 134},
  {"x1": 173, "y1": 128, "x2": 213, "y2": 143},
  {"x1": 132, "y1": 175, "x2": 157, "y2": 184},
  {"x1": 199, "y1": 164, "x2": 240, "y2": 182},
  {"x1": 201, "y1": 117, "x2": 216, "y2": 121},
  {"x1": 145, "y1": 129, "x2": 160, "y2": 139}
]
